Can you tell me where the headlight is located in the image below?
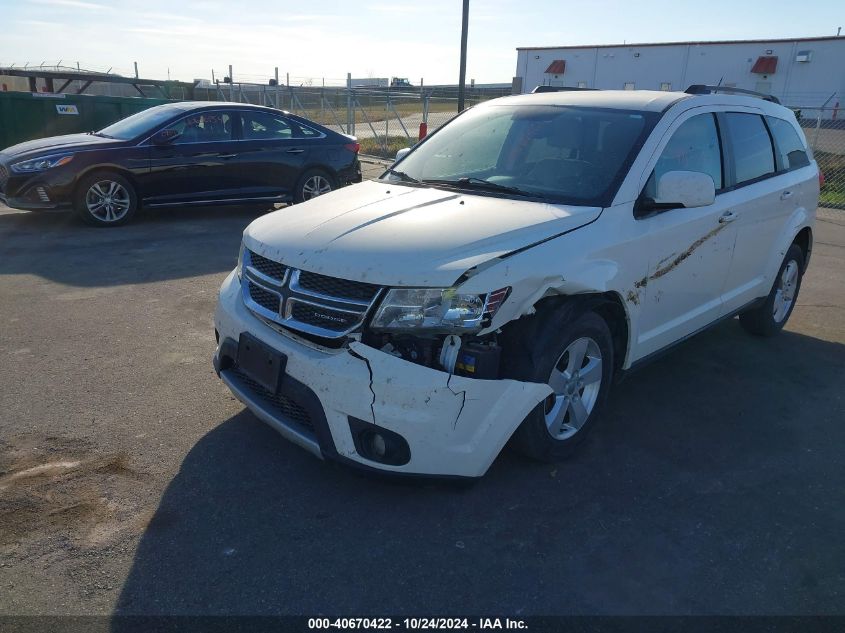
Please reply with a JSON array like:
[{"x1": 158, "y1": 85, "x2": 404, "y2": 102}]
[
  {"x1": 11, "y1": 153, "x2": 74, "y2": 174},
  {"x1": 370, "y1": 287, "x2": 509, "y2": 331}
]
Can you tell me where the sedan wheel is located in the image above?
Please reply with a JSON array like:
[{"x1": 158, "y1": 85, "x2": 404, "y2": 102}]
[
  {"x1": 544, "y1": 337, "x2": 603, "y2": 440},
  {"x1": 85, "y1": 180, "x2": 132, "y2": 223},
  {"x1": 301, "y1": 174, "x2": 333, "y2": 200}
]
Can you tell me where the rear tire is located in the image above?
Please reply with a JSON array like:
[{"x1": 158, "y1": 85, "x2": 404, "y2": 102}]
[
  {"x1": 739, "y1": 244, "x2": 804, "y2": 337},
  {"x1": 501, "y1": 305, "x2": 615, "y2": 462},
  {"x1": 294, "y1": 169, "x2": 336, "y2": 203},
  {"x1": 74, "y1": 172, "x2": 138, "y2": 227}
]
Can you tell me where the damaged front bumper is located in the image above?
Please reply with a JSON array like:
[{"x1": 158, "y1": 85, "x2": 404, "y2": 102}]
[{"x1": 213, "y1": 271, "x2": 551, "y2": 478}]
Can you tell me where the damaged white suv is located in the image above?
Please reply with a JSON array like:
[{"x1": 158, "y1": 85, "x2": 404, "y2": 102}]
[{"x1": 214, "y1": 88, "x2": 818, "y2": 477}]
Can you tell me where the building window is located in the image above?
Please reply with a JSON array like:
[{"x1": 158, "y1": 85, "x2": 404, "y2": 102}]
[
  {"x1": 623, "y1": 82, "x2": 635, "y2": 90},
  {"x1": 577, "y1": 81, "x2": 587, "y2": 88},
  {"x1": 660, "y1": 82, "x2": 671, "y2": 91}
]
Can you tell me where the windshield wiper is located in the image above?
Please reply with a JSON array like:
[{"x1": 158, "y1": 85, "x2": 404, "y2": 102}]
[
  {"x1": 422, "y1": 177, "x2": 543, "y2": 198},
  {"x1": 383, "y1": 168, "x2": 421, "y2": 184},
  {"x1": 88, "y1": 131, "x2": 113, "y2": 139}
]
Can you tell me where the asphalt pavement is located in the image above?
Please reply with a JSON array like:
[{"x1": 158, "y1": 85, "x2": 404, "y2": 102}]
[{"x1": 0, "y1": 202, "x2": 843, "y2": 616}]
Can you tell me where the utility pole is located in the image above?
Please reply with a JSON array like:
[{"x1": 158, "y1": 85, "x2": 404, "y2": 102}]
[{"x1": 457, "y1": 0, "x2": 469, "y2": 112}]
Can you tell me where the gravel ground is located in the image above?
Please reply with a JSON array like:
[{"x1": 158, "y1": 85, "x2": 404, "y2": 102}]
[{"x1": 0, "y1": 200, "x2": 843, "y2": 616}]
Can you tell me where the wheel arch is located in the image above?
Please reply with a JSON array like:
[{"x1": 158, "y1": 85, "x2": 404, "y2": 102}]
[
  {"x1": 793, "y1": 225, "x2": 813, "y2": 273},
  {"x1": 505, "y1": 291, "x2": 632, "y2": 373},
  {"x1": 72, "y1": 165, "x2": 141, "y2": 204}
]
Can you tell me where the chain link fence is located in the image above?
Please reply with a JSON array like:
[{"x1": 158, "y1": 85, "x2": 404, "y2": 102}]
[
  {"x1": 790, "y1": 106, "x2": 845, "y2": 208},
  {"x1": 205, "y1": 82, "x2": 504, "y2": 160}
]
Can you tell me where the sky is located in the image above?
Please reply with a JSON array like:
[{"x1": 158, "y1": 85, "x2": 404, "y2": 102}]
[{"x1": 0, "y1": 0, "x2": 842, "y2": 85}]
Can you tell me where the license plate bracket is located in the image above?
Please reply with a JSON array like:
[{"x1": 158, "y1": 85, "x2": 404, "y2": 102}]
[{"x1": 237, "y1": 333, "x2": 287, "y2": 394}]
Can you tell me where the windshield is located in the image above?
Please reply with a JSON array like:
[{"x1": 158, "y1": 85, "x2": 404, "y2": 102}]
[
  {"x1": 384, "y1": 104, "x2": 658, "y2": 206},
  {"x1": 97, "y1": 106, "x2": 181, "y2": 141}
]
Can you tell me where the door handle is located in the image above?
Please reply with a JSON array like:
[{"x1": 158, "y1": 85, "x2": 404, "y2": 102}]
[
  {"x1": 780, "y1": 190, "x2": 794, "y2": 200},
  {"x1": 286, "y1": 148, "x2": 305, "y2": 154},
  {"x1": 719, "y1": 211, "x2": 737, "y2": 223},
  {"x1": 217, "y1": 153, "x2": 238, "y2": 159}
]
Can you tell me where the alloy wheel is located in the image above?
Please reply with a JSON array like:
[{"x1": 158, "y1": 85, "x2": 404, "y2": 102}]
[
  {"x1": 544, "y1": 337, "x2": 603, "y2": 440},
  {"x1": 85, "y1": 180, "x2": 131, "y2": 222},
  {"x1": 301, "y1": 175, "x2": 332, "y2": 200},
  {"x1": 772, "y1": 259, "x2": 799, "y2": 323}
]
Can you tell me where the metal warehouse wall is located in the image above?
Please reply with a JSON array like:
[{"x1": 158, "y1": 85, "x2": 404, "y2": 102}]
[
  {"x1": 0, "y1": 92, "x2": 171, "y2": 150},
  {"x1": 515, "y1": 37, "x2": 845, "y2": 109}
]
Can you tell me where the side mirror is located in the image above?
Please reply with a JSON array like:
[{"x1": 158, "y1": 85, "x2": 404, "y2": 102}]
[
  {"x1": 395, "y1": 147, "x2": 412, "y2": 162},
  {"x1": 152, "y1": 129, "x2": 180, "y2": 146},
  {"x1": 654, "y1": 170, "x2": 715, "y2": 208}
]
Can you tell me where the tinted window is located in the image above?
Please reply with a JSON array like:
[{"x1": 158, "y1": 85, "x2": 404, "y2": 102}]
[
  {"x1": 766, "y1": 116, "x2": 810, "y2": 170},
  {"x1": 97, "y1": 106, "x2": 181, "y2": 140},
  {"x1": 162, "y1": 112, "x2": 232, "y2": 143},
  {"x1": 645, "y1": 113, "x2": 722, "y2": 198},
  {"x1": 386, "y1": 104, "x2": 657, "y2": 206},
  {"x1": 241, "y1": 111, "x2": 295, "y2": 140},
  {"x1": 723, "y1": 113, "x2": 775, "y2": 185}
]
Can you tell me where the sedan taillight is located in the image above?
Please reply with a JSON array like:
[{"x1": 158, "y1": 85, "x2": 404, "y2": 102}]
[{"x1": 344, "y1": 142, "x2": 360, "y2": 154}]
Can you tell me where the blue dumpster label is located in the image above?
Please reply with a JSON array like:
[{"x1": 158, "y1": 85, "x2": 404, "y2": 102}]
[{"x1": 56, "y1": 104, "x2": 79, "y2": 115}]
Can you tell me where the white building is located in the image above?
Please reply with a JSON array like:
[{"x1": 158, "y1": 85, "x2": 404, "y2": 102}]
[{"x1": 514, "y1": 36, "x2": 845, "y2": 112}]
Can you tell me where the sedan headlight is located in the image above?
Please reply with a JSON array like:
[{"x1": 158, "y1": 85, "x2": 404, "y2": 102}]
[
  {"x1": 11, "y1": 153, "x2": 74, "y2": 174},
  {"x1": 370, "y1": 287, "x2": 509, "y2": 331}
]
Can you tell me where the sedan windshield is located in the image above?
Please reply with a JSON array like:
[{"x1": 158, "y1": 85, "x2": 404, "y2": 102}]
[
  {"x1": 384, "y1": 104, "x2": 658, "y2": 206},
  {"x1": 96, "y1": 106, "x2": 181, "y2": 141}
]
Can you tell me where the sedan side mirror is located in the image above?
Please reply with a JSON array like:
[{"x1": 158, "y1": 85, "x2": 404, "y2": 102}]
[
  {"x1": 395, "y1": 147, "x2": 412, "y2": 162},
  {"x1": 152, "y1": 129, "x2": 181, "y2": 146},
  {"x1": 654, "y1": 170, "x2": 716, "y2": 208}
]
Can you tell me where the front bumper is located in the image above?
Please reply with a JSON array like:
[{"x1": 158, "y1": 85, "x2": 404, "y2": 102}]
[
  {"x1": 213, "y1": 271, "x2": 551, "y2": 478},
  {"x1": 0, "y1": 168, "x2": 73, "y2": 211}
]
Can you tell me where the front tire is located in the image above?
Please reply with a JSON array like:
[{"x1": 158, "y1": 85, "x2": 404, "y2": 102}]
[
  {"x1": 74, "y1": 172, "x2": 138, "y2": 227},
  {"x1": 502, "y1": 306, "x2": 615, "y2": 462},
  {"x1": 294, "y1": 169, "x2": 336, "y2": 203},
  {"x1": 739, "y1": 244, "x2": 805, "y2": 337}
]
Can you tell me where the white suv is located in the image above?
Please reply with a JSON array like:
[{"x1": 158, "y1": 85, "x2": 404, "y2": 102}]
[{"x1": 213, "y1": 88, "x2": 818, "y2": 478}]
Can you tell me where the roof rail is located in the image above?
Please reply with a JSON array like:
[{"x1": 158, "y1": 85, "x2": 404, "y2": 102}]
[
  {"x1": 685, "y1": 84, "x2": 781, "y2": 104},
  {"x1": 532, "y1": 85, "x2": 598, "y2": 94}
]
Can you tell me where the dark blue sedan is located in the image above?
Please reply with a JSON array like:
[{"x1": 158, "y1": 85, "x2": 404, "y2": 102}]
[{"x1": 0, "y1": 102, "x2": 361, "y2": 226}]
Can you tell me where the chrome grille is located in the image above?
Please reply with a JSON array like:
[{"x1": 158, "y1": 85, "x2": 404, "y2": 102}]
[
  {"x1": 242, "y1": 249, "x2": 383, "y2": 340},
  {"x1": 249, "y1": 251, "x2": 288, "y2": 280},
  {"x1": 287, "y1": 299, "x2": 362, "y2": 332},
  {"x1": 247, "y1": 281, "x2": 280, "y2": 313},
  {"x1": 297, "y1": 270, "x2": 380, "y2": 302}
]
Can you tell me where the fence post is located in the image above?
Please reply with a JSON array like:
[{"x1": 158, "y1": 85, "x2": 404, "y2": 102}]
[
  {"x1": 274, "y1": 67, "x2": 280, "y2": 109},
  {"x1": 346, "y1": 73, "x2": 354, "y2": 135},
  {"x1": 228, "y1": 65, "x2": 233, "y2": 102}
]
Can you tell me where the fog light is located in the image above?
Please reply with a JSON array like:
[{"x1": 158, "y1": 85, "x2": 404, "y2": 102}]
[
  {"x1": 348, "y1": 417, "x2": 411, "y2": 466},
  {"x1": 36, "y1": 187, "x2": 50, "y2": 202},
  {"x1": 368, "y1": 432, "x2": 387, "y2": 459}
]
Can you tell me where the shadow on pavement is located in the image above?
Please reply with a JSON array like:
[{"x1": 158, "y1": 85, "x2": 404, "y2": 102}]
[
  {"x1": 113, "y1": 322, "x2": 845, "y2": 617},
  {"x1": 0, "y1": 205, "x2": 272, "y2": 287}
]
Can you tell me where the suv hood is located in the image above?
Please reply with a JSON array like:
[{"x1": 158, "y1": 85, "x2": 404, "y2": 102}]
[
  {"x1": 1, "y1": 133, "x2": 123, "y2": 158},
  {"x1": 244, "y1": 180, "x2": 601, "y2": 287}
]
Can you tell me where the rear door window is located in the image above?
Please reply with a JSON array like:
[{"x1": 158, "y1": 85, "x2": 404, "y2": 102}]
[
  {"x1": 240, "y1": 111, "x2": 298, "y2": 141},
  {"x1": 722, "y1": 113, "x2": 775, "y2": 185},
  {"x1": 766, "y1": 116, "x2": 811, "y2": 171}
]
